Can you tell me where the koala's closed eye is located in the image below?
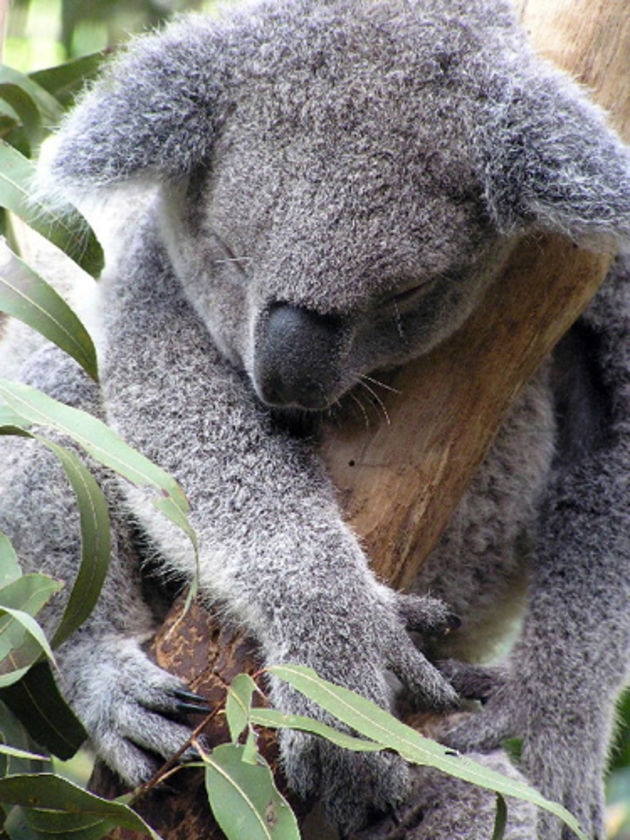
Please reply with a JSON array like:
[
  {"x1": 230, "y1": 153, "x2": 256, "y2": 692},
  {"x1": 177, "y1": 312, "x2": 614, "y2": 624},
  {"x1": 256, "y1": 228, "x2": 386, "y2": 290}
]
[{"x1": 210, "y1": 233, "x2": 249, "y2": 273}]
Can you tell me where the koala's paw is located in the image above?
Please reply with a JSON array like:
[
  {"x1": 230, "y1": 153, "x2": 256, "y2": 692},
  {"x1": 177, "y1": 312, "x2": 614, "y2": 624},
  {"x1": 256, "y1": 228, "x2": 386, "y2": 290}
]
[
  {"x1": 437, "y1": 661, "x2": 605, "y2": 839},
  {"x1": 58, "y1": 636, "x2": 209, "y2": 787},
  {"x1": 268, "y1": 593, "x2": 461, "y2": 833},
  {"x1": 283, "y1": 727, "x2": 409, "y2": 835},
  {"x1": 349, "y1": 750, "x2": 537, "y2": 840},
  {"x1": 436, "y1": 660, "x2": 514, "y2": 751}
]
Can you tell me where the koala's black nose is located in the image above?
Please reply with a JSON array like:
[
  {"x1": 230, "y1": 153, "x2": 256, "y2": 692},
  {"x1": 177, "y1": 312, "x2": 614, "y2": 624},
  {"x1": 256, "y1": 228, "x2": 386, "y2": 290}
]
[{"x1": 255, "y1": 303, "x2": 343, "y2": 410}]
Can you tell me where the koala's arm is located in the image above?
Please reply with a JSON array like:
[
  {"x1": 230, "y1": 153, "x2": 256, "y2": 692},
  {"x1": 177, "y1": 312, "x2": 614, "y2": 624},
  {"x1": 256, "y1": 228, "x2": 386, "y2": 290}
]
[
  {"x1": 93, "y1": 228, "x2": 458, "y2": 831},
  {"x1": 444, "y1": 259, "x2": 630, "y2": 840},
  {"x1": 0, "y1": 348, "x2": 209, "y2": 785}
]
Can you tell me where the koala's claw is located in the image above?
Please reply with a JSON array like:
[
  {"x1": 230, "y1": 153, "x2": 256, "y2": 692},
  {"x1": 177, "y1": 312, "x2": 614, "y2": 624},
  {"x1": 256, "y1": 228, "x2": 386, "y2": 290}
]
[{"x1": 59, "y1": 637, "x2": 205, "y2": 788}]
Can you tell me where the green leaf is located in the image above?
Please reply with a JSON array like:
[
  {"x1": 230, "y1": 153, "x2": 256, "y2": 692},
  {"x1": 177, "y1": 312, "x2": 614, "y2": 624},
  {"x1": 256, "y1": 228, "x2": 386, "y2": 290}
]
[
  {"x1": 250, "y1": 707, "x2": 382, "y2": 753},
  {"x1": 0, "y1": 85, "x2": 40, "y2": 152},
  {"x1": 0, "y1": 604, "x2": 57, "y2": 685},
  {"x1": 0, "y1": 533, "x2": 21, "y2": 586},
  {"x1": 0, "y1": 142, "x2": 103, "y2": 277},
  {"x1": 0, "y1": 744, "x2": 47, "y2": 763},
  {"x1": 0, "y1": 575, "x2": 63, "y2": 680},
  {"x1": 0, "y1": 378, "x2": 196, "y2": 562},
  {"x1": 268, "y1": 665, "x2": 588, "y2": 840},
  {"x1": 0, "y1": 242, "x2": 98, "y2": 380},
  {"x1": 242, "y1": 729, "x2": 259, "y2": 765},
  {"x1": 0, "y1": 773, "x2": 163, "y2": 839},
  {"x1": 0, "y1": 700, "x2": 52, "y2": 777},
  {"x1": 37, "y1": 438, "x2": 110, "y2": 649},
  {"x1": 0, "y1": 662, "x2": 86, "y2": 759},
  {"x1": 492, "y1": 794, "x2": 508, "y2": 840},
  {"x1": 203, "y1": 744, "x2": 299, "y2": 840},
  {"x1": 226, "y1": 673, "x2": 257, "y2": 743},
  {"x1": 0, "y1": 405, "x2": 30, "y2": 429},
  {"x1": 0, "y1": 66, "x2": 63, "y2": 130},
  {"x1": 30, "y1": 52, "x2": 109, "y2": 109}
]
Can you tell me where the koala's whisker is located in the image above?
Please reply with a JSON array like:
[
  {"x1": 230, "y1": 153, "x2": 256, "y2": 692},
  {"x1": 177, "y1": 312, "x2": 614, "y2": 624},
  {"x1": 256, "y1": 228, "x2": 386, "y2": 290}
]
[
  {"x1": 360, "y1": 373, "x2": 401, "y2": 395},
  {"x1": 358, "y1": 378, "x2": 391, "y2": 426},
  {"x1": 349, "y1": 391, "x2": 371, "y2": 430}
]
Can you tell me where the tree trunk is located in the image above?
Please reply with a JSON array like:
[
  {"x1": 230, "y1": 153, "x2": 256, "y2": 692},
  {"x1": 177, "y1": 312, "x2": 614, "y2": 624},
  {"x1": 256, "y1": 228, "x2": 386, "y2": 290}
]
[{"x1": 94, "y1": 1, "x2": 630, "y2": 837}]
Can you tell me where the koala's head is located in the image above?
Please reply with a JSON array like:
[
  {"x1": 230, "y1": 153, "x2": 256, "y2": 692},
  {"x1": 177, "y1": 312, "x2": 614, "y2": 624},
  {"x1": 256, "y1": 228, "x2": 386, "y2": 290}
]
[{"x1": 44, "y1": 0, "x2": 630, "y2": 411}]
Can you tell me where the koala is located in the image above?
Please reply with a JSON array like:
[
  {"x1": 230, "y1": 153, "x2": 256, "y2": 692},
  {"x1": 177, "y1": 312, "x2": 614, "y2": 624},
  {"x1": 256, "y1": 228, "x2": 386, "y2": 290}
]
[{"x1": 1, "y1": 0, "x2": 630, "y2": 837}]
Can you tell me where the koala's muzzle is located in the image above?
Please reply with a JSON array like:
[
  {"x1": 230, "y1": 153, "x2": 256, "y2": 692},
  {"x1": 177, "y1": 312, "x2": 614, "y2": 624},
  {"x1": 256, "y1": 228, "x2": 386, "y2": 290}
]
[{"x1": 254, "y1": 303, "x2": 343, "y2": 410}]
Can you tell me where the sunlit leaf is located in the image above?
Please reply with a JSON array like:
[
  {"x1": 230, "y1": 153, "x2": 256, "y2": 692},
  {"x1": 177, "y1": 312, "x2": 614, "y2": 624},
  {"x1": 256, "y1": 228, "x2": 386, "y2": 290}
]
[
  {"x1": 0, "y1": 533, "x2": 21, "y2": 586},
  {"x1": 0, "y1": 142, "x2": 103, "y2": 277},
  {"x1": 30, "y1": 52, "x2": 109, "y2": 109},
  {"x1": 0, "y1": 241, "x2": 98, "y2": 380}
]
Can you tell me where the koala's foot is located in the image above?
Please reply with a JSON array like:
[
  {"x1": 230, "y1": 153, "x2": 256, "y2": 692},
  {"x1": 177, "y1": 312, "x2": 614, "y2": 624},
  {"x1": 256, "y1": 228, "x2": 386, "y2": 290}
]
[
  {"x1": 437, "y1": 660, "x2": 605, "y2": 839},
  {"x1": 349, "y1": 750, "x2": 537, "y2": 840},
  {"x1": 58, "y1": 635, "x2": 209, "y2": 787}
]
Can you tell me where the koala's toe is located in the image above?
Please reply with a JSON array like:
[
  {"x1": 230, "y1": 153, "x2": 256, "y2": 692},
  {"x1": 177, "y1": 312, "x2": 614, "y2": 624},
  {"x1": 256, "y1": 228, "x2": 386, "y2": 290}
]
[
  {"x1": 95, "y1": 731, "x2": 163, "y2": 789},
  {"x1": 396, "y1": 593, "x2": 461, "y2": 638},
  {"x1": 437, "y1": 659, "x2": 506, "y2": 702},
  {"x1": 389, "y1": 636, "x2": 460, "y2": 711}
]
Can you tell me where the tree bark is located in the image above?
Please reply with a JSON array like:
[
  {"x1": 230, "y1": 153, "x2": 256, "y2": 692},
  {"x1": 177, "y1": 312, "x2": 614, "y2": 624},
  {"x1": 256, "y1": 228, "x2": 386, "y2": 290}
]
[{"x1": 94, "y1": 1, "x2": 630, "y2": 837}]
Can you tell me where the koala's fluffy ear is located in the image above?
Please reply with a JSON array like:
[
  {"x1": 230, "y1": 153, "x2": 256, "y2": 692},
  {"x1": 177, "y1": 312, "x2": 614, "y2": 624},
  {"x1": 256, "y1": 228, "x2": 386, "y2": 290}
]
[
  {"x1": 477, "y1": 68, "x2": 630, "y2": 244},
  {"x1": 42, "y1": 16, "x2": 229, "y2": 196}
]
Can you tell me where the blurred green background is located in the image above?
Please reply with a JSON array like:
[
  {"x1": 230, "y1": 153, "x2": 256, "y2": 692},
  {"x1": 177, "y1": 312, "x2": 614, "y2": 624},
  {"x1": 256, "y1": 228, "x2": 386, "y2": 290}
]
[{"x1": 3, "y1": 1, "x2": 630, "y2": 837}]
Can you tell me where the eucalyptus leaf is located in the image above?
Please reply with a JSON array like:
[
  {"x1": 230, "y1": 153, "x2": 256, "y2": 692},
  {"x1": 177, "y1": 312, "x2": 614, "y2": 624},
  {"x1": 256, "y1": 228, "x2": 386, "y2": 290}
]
[
  {"x1": 0, "y1": 605, "x2": 56, "y2": 680},
  {"x1": 204, "y1": 743, "x2": 299, "y2": 840},
  {"x1": 0, "y1": 66, "x2": 63, "y2": 129},
  {"x1": 492, "y1": 794, "x2": 508, "y2": 840},
  {"x1": 30, "y1": 52, "x2": 109, "y2": 109},
  {"x1": 37, "y1": 437, "x2": 110, "y2": 649},
  {"x1": 0, "y1": 533, "x2": 21, "y2": 586},
  {"x1": 0, "y1": 744, "x2": 48, "y2": 763},
  {"x1": 0, "y1": 773, "x2": 163, "y2": 839},
  {"x1": 269, "y1": 665, "x2": 588, "y2": 840},
  {"x1": 0, "y1": 662, "x2": 86, "y2": 759},
  {"x1": 0, "y1": 379, "x2": 195, "y2": 559},
  {"x1": 250, "y1": 707, "x2": 382, "y2": 753},
  {"x1": 226, "y1": 673, "x2": 257, "y2": 743},
  {"x1": 0, "y1": 700, "x2": 51, "y2": 777},
  {"x1": 0, "y1": 241, "x2": 98, "y2": 380},
  {"x1": 0, "y1": 84, "x2": 41, "y2": 149},
  {"x1": 0, "y1": 574, "x2": 63, "y2": 679},
  {"x1": 0, "y1": 142, "x2": 103, "y2": 277}
]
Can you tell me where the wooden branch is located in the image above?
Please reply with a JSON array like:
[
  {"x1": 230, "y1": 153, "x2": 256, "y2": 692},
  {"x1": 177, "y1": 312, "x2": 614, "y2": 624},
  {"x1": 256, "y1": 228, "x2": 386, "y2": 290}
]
[{"x1": 320, "y1": 236, "x2": 609, "y2": 587}]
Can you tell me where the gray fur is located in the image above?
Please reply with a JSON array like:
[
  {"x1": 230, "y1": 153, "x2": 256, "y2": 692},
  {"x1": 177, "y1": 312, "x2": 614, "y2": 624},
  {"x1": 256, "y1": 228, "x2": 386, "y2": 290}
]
[{"x1": 3, "y1": 0, "x2": 630, "y2": 836}]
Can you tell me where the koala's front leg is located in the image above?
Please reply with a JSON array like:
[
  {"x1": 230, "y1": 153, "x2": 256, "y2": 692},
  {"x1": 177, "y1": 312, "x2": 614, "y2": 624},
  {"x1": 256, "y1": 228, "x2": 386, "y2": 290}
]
[
  {"x1": 0, "y1": 348, "x2": 208, "y2": 786},
  {"x1": 445, "y1": 442, "x2": 630, "y2": 840},
  {"x1": 97, "y1": 241, "x2": 459, "y2": 833}
]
